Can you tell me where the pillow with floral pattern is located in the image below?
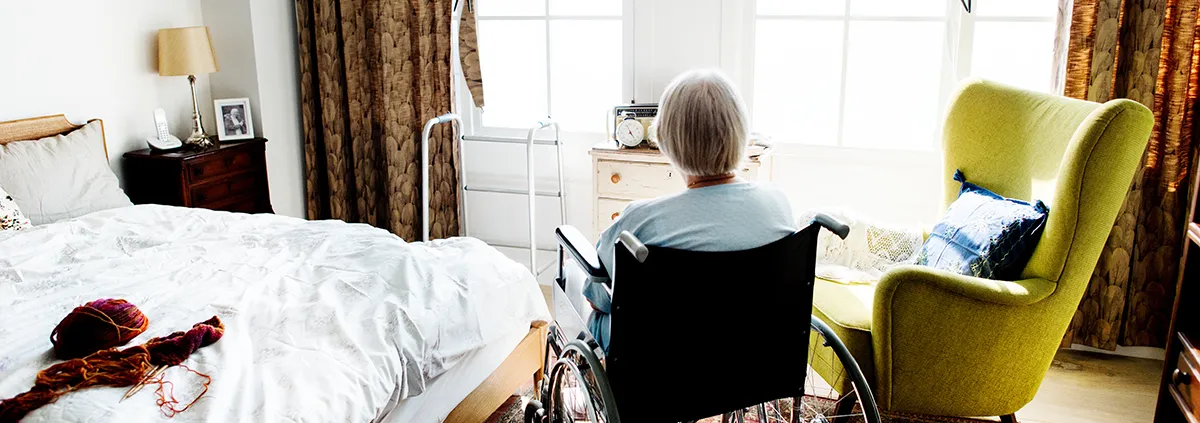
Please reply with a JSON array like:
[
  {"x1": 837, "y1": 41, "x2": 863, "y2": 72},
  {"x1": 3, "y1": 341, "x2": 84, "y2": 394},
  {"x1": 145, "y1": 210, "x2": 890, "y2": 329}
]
[{"x1": 0, "y1": 185, "x2": 31, "y2": 231}]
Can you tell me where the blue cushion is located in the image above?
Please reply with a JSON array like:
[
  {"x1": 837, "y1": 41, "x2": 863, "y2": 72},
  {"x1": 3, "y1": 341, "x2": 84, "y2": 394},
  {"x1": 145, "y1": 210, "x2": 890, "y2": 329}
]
[{"x1": 916, "y1": 170, "x2": 1049, "y2": 280}]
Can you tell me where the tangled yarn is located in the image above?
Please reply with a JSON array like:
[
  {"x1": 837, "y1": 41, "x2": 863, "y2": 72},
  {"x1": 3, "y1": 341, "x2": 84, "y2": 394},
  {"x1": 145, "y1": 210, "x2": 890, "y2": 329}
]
[
  {"x1": 0, "y1": 316, "x2": 224, "y2": 422},
  {"x1": 51, "y1": 298, "x2": 150, "y2": 359}
]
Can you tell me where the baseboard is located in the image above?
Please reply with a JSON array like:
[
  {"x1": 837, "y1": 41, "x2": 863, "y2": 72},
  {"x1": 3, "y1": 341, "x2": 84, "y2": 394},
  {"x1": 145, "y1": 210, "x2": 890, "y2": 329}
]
[{"x1": 1067, "y1": 343, "x2": 1166, "y2": 360}]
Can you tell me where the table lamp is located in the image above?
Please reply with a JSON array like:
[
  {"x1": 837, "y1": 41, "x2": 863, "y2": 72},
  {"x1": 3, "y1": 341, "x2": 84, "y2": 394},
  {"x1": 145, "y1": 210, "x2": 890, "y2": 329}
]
[{"x1": 157, "y1": 26, "x2": 219, "y2": 149}]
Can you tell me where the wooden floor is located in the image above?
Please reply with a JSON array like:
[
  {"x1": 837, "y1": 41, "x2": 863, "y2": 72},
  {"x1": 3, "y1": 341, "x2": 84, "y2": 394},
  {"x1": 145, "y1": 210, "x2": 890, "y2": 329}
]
[{"x1": 1017, "y1": 349, "x2": 1162, "y2": 423}]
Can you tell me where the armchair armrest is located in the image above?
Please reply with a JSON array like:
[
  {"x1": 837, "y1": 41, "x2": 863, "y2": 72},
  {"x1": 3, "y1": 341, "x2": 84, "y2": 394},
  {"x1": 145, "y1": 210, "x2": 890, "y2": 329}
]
[
  {"x1": 871, "y1": 265, "x2": 1061, "y2": 413},
  {"x1": 877, "y1": 265, "x2": 1055, "y2": 307},
  {"x1": 555, "y1": 225, "x2": 610, "y2": 283}
]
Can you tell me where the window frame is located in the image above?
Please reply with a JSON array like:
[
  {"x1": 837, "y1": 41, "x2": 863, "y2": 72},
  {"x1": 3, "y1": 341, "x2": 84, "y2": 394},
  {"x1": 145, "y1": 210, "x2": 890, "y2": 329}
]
[
  {"x1": 738, "y1": 0, "x2": 1059, "y2": 153},
  {"x1": 462, "y1": 0, "x2": 636, "y2": 139}
]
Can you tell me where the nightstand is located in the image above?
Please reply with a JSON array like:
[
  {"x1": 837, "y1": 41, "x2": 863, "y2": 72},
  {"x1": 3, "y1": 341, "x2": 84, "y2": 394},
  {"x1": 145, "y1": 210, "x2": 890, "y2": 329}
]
[
  {"x1": 588, "y1": 143, "x2": 772, "y2": 238},
  {"x1": 123, "y1": 138, "x2": 273, "y2": 214}
]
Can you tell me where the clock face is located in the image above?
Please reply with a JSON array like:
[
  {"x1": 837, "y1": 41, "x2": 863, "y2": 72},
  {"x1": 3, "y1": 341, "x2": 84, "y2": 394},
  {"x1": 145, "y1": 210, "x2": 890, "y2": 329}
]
[{"x1": 616, "y1": 119, "x2": 645, "y2": 147}]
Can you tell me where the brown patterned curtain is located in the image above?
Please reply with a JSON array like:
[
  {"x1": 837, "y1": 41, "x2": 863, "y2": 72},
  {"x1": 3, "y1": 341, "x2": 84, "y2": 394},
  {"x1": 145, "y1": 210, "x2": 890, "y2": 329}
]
[
  {"x1": 1060, "y1": 0, "x2": 1200, "y2": 349},
  {"x1": 459, "y1": 0, "x2": 485, "y2": 108},
  {"x1": 295, "y1": 0, "x2": 481, "y2": 240}
]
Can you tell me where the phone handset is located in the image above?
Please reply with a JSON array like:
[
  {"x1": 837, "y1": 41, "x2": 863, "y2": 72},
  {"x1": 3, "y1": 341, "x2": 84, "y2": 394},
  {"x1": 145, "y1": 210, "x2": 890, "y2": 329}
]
[{"x1": 147, "y1": 108, "x2": 183, "y2": 151}]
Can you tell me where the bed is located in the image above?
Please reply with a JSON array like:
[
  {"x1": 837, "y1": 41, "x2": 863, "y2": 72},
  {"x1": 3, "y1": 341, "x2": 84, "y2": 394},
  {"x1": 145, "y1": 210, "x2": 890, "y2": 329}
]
[{"x1": 0, "y1": 115, "x2": 550, "y2": 422}]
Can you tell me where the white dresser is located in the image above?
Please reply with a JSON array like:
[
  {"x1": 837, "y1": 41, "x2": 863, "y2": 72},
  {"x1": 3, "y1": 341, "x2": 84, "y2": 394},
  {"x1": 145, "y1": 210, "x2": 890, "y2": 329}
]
[{"x1": 588, "y1": 143, "x2": 773, "y2": 237}]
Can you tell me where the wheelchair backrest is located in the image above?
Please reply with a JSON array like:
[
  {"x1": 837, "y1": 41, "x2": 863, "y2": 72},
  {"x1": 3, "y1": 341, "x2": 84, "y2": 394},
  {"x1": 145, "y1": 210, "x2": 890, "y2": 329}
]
[{"x1": 605, "y1": 224, "x2": 820, "y2": 421}]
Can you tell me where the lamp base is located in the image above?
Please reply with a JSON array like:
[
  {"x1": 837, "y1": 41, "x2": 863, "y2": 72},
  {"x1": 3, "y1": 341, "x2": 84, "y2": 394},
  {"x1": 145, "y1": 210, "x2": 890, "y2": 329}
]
[
  {"x1": 185, "y1": 132, "x2": 217, "y2": 150},
  {"x1": 184, "y1": 74, "x2": 217, "y2": 151}
]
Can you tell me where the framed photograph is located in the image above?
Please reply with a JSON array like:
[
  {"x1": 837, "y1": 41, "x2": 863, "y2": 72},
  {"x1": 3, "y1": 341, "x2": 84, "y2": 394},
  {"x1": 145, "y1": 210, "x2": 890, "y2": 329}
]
[{"x1": 214, "y1": 98, "x2": 254, "y2": 141}]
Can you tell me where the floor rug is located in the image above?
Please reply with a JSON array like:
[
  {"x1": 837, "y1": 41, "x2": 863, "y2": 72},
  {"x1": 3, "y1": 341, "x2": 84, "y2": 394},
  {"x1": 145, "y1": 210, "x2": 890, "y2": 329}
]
[{"x1": 485, "y1": 389, "x2": 1002, "y2": 423}]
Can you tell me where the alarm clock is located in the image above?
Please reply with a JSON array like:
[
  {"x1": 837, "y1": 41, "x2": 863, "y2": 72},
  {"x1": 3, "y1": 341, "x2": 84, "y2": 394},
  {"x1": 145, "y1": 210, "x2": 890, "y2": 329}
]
[
  {"x1": 616, "y1": 116, "x2": 645, "y2": 147},
  {"x1": 611, "y1": 103, "x2": 658, "y2": 148}
]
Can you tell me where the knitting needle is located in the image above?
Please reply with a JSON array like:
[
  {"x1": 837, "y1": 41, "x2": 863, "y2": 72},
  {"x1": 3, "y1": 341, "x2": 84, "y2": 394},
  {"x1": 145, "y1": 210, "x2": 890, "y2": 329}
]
[{"x1": 121, "y1": 365, "x2": 166, "y2": 401}]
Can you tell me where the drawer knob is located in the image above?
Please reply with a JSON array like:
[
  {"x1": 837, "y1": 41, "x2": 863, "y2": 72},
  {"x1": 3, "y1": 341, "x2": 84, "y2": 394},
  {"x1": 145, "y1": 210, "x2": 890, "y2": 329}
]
[
  {"x1": 1175, "y1": 369, "x2": 1191, "y2": 385},
  {"x1": 611, "y1": 212, "x2": 620, "y2": 221},
  {"x1": 610, "y1": 173, "x2": 621, "y2": 184}
]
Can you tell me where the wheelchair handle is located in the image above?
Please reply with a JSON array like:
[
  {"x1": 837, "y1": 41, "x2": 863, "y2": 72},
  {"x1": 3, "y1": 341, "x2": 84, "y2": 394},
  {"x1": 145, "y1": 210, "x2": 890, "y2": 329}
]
[
  {"x1": 811, "y1": 213, "x2": 850, "y2": 240},
  {"x1": 617, "y1": 231, "x2": 649, "y2": 263}
]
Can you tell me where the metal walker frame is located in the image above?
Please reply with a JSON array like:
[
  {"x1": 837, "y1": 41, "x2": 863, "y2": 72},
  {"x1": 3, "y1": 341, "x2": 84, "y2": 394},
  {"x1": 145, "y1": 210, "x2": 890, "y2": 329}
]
[{"x1": 421, "y1": 113, "x2": 567, "y2": 275}]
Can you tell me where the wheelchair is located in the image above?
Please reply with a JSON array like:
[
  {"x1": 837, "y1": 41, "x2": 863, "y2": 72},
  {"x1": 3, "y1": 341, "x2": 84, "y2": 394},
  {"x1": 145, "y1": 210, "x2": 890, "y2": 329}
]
[{"x1": 525, "y1": 215, "x2": 881, "y2": 423}]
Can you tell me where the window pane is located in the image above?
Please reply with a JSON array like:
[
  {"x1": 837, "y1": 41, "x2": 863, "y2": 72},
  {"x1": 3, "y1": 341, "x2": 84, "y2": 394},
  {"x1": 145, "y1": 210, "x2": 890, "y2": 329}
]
[
  {"x1": 752, "y1": 20, "x2": 845, "y2": 145},
  {"x1": 849, "y1": 0, "x2": 945, "y2": 17},
  {"x1": 842, "y1": 22, "x2": 944, "y2": 149},
  {"x1": 478, "y1": 20, "x2": 548, "y2": 128},
  {"x1": 975, "y1": 0, "x2": 1058, "y2": 17},
  {"x1": 477, "y1": 0, "x2": 544, "y2": 17},
  {"x1": 550, "y1": 20, "x2": 623, "y2": 132},
  {"x1": 970, "y1": 21, "x2": 1056, "y2": 92},
  {"x1": 757, "y1": 0, "x2": 845, "y2": 16},
  {"x1": 549, "y1": 0, "x2": 621, "y2": 16}
]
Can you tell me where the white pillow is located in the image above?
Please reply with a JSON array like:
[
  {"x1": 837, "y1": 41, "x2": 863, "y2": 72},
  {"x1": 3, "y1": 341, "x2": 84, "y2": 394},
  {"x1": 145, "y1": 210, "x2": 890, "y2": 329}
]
[
  {"x1": 0, "y1": 185, "x2": 32, "y2": 231},
  {"x1": 0, "y1": 120, "x2": 132, "y2": 224}
]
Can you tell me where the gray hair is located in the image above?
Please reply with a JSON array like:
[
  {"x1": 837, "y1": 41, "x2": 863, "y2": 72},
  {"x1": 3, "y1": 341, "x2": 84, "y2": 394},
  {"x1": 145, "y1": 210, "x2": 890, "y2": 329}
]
[{"x1": 655, "y1": 69, "x2": 749, "y2": 177}]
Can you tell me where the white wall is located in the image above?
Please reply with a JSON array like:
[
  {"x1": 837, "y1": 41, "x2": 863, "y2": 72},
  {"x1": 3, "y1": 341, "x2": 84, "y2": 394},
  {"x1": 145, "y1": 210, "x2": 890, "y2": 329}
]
[
  {"x1": 247, "y1": 0, "x2": 306, "y2": 219},
  {"x1": 0, "y1": 0, "x2": 212, "y2": 178},
  {"x1": 0, "y1": 0, "x2": 304, "y2": 218},
  {"x1": 202, "y1": 0, "x2": 306, "y2": 218}
]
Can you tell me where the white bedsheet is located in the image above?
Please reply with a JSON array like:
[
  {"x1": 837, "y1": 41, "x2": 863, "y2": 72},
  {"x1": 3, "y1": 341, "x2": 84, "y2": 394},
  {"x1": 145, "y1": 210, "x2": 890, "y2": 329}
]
[
  {"x1": 381, "y1": 325, "x2": 530, "y2": 423},
  {"x1": 0, "y1": 205, "x2": 550, "y2": 422}
]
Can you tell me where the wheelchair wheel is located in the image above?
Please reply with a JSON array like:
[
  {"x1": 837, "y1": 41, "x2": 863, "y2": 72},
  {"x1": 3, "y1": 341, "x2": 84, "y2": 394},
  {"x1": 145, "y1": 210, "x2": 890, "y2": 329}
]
[
  {"x1": 542, "y1": 339, "x2": 619, "y2": 423},
  {"x1": 793, "y1": 316, "x2": 880, "y2": 423}
]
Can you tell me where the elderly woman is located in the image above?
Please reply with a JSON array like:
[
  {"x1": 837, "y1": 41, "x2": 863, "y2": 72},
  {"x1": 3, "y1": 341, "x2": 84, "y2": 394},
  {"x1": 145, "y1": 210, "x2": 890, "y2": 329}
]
[{"x1": 579, "y1": 69, "x2": 795, "y2": 351}]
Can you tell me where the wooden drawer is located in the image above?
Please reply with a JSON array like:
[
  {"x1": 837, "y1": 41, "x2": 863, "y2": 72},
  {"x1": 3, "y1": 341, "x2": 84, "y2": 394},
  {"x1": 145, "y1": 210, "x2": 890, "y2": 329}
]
[
  {"x1": 597, "y1": 160, "x2": 684, "y2": 199},
  {"x1": 738, "y1": 164, "x2": 759, "y2": 181},
  {"x1": 187, "y1": 149, "x2": 255, "y2": 184},
  {"x1": 190, "y1": 172, "x2": 260, "y2": 207},
  {"x1": 596, "y1": 159, "x2": 762, "y2": 200},
  {"x1": 1170, "y1": 334, "x2": 1200, "y2": 421},
  {"x1": 596, "y1": 198, "x2": 631, "y2": 234},
  {"x1": 216, "y1": 197, "x2": 262, "y2": 214},
  {"x1": 200, "y1": 194, "x2": 261, "y2": 214}
]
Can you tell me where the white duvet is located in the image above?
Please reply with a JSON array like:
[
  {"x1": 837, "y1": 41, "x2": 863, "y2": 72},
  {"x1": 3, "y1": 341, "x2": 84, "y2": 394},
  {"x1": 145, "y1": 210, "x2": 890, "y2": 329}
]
[{"x1": 0, "y1": 205, "x2": 550, "y2": 422}]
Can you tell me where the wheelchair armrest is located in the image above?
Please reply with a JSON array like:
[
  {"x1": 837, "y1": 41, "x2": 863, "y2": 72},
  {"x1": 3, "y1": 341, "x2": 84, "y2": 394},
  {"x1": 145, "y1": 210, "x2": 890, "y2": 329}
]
[
  {"x1": 555, "y1": 225, "x2": 610, "y2": 281},
  {"x1": 811, "y1": 213, "x2": 850, "y2": 240}
]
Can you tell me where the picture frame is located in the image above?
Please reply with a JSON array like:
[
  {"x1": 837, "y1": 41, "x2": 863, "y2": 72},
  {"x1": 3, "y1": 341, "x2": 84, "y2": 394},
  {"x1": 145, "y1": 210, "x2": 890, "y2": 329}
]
[{"x1": 213, "y1": 98, "x2": 254, "y2": 141}]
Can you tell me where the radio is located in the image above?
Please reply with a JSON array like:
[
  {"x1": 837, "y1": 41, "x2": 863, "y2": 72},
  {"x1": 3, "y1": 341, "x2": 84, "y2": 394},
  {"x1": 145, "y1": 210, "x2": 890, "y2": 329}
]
[{"x1": 611, "y1": 103, "x2": 658, "y2": 149}]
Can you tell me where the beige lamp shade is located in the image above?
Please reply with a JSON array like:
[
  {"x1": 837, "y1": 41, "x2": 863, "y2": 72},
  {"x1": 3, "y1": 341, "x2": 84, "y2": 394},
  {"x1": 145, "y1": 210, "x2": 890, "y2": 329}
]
[{"x1": 157, "y1": 26, "x2": 219, "y2": 76}]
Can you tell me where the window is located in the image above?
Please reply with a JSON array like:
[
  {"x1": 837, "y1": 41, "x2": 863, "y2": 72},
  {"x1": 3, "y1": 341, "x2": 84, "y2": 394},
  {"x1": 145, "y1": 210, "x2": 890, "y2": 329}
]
[
  {"x1": 750, "y1": 0, "x2": 1058, "y2": 150},
  {"x1": 474, "y1": 0, "x2": 629, "y2": 133}
]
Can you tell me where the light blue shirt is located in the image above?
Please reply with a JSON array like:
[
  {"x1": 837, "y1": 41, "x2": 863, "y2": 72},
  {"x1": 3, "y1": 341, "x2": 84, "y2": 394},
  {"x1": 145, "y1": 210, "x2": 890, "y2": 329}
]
[{"x1": 584, "y1": 181, "x2": 796, "y2": 314}]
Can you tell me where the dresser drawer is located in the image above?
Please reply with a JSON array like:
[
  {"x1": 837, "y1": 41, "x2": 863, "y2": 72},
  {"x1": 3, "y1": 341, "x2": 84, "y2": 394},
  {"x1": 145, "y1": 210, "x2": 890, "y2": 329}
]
[
  {"x1": 738, "y1": 164, "x2": 759, "y2": 180},
  {"x1": 190, "y1": 173, "x2": 260, "y2": 207},
  {"x1": 214, "y1": 197, "x2": 262, "y2": 214},
  {"x1": 187, "y1": 149, "x2": 256, "y2": 184},
  {"x1": 596, "y1": 198, "x2": 631, "y2": 234},
  {"x1": 597, "y1": 160, "x2": 684, "y2": 199},
  {"x1": 1170, "y1": 334, "x2": 1200, "y2": 419}
]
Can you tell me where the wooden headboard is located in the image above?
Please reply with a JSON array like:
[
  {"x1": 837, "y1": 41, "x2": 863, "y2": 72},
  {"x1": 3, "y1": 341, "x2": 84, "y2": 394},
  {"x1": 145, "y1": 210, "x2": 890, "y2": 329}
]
[{"x1": 0, "y1": 114, "x2": 108, "y2": 159}]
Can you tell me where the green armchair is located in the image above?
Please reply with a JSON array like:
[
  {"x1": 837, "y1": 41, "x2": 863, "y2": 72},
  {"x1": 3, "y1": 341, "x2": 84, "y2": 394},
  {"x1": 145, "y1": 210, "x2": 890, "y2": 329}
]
[{"x1": 807, "y1": 79, "x2": 1154, "y2": 419}]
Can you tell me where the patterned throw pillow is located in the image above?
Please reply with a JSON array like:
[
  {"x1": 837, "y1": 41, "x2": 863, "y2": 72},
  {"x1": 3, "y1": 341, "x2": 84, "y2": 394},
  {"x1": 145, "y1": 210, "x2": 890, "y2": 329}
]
[
  {"x1": 0, "y1": 185, "x2": 31, "y2": 231},
  {"x1": 915, "y1": 170, "x2": 1049, "y2": 280}
]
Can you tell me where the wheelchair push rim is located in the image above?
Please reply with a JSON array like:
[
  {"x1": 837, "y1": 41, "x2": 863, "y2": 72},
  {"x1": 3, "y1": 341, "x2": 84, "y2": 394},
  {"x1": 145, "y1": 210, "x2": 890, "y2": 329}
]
[{"x1": 530, "y1": 319, "x2": 880, "y2": 423}]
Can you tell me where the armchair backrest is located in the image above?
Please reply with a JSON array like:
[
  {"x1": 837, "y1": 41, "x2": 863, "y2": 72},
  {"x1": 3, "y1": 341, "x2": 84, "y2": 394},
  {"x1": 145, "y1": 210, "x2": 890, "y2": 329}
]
[{"x1": 942, "y1": 79, "x2": 1153, "y2": 292}]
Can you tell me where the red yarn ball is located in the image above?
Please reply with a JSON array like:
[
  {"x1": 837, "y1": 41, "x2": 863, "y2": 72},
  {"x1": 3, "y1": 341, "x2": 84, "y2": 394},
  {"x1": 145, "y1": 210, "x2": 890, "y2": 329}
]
[{"x1": 50, "y1": 299, "x2": 150, "y2": 359}]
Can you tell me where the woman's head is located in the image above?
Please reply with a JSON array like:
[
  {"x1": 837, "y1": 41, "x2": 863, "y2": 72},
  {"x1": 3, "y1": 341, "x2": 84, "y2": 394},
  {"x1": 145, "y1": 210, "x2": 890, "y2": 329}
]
[{"x1": 655, "y1": 69, "x2": 749, "y2": 177}]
